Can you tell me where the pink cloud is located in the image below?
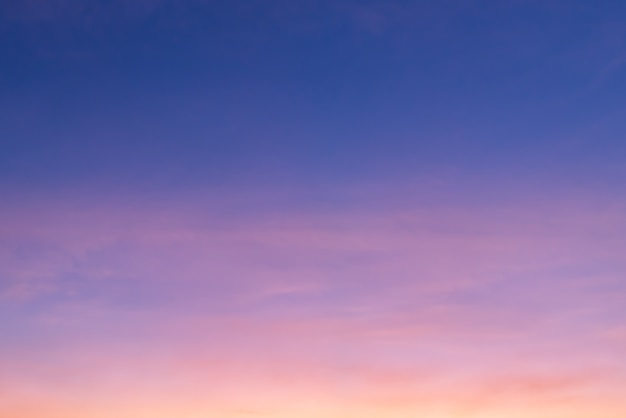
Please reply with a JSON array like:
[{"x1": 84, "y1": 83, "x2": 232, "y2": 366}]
[
  {"x1": 1, "y1": 189, "x2": 626, "y2": 416},
  {"x1": 0, "y1": 332, "x2": 624, "y2": 418},
  {"x1": 1, "y1": 190, "x2": 625, "y2": 327}
]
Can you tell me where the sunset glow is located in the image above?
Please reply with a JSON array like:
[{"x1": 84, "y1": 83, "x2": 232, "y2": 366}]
[{"x1": 2, "y1": 1, "x2": 626, "y2": 417}]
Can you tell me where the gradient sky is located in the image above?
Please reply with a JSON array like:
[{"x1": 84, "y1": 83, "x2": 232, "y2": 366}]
[{"x1": 2, "y1": 1, "x2": 626, "y2": 417}]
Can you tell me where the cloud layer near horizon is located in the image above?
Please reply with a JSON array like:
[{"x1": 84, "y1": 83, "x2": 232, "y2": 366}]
[{"x1": 1, "y1": 188, "x2": 625, "y2": 417}]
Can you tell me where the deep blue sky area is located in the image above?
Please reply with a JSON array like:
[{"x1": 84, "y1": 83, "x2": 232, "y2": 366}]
[{"x1": 2, "y1": 0, "x2": 626, "y2": 195}]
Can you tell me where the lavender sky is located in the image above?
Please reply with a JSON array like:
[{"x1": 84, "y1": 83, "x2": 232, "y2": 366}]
[{"x1": 2, "y1": 1, "x2": 626, "y2": 417}]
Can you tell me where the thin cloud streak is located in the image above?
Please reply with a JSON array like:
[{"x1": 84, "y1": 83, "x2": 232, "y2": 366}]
[{"x1": 1, "y1": 187, "x2": 626, "y2": 416}]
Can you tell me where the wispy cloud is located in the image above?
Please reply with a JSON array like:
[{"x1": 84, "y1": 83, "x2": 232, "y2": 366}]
[{"x1": 1, "y1": 185, "x2": 626, "y2": 416}]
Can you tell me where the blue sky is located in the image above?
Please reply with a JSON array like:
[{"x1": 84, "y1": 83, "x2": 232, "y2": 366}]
[{"x1": 2, "y1": 0, "x2": 626, "y2": 195}]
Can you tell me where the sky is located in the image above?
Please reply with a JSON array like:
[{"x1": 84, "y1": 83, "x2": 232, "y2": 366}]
[{"x1": 1, "y1": 1, "x2": 626, "y2": 417}]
